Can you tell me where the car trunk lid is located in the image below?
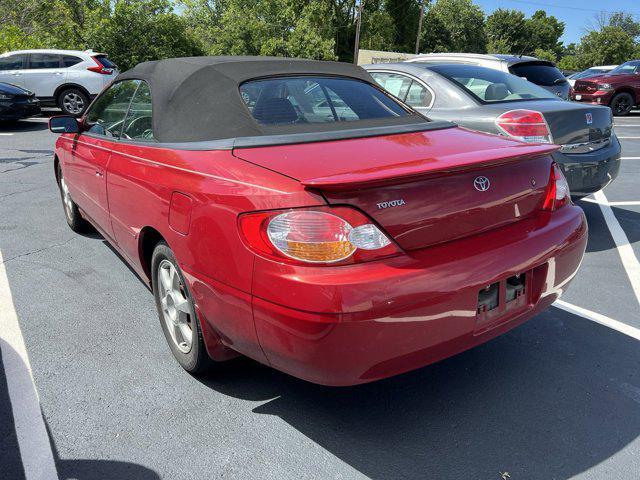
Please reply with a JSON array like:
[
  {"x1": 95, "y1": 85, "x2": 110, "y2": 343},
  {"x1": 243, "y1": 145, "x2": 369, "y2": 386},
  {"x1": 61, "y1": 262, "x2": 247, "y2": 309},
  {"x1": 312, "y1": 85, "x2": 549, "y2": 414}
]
[
  {"x1": 233, "y1": 127, "x2": 558, "y2": 250},
  {"x1": 488, "y1": 101, "x2": 613, "y2": 147}
]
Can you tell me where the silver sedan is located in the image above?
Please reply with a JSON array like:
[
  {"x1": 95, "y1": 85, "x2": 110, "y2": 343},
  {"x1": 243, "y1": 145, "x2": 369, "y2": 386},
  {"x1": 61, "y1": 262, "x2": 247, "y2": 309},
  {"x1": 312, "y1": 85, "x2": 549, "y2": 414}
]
[{"x1": 364, "y1": 62, "x2": 621, "y2": 197}]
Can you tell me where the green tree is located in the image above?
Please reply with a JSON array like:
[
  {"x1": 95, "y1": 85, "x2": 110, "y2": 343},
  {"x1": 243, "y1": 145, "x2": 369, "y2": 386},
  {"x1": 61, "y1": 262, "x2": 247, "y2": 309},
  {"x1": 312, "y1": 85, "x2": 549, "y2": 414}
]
[
  {"x1": 577, "y1": 26, "x2": 636, "y2": 67},
  {"x1": 85, "y1": 0, "x2": 202, "y2": 70},
  {"x1": 361, "y1": 1, "x2": 396, "y2": 52},
  {"x1": 594, "y1": 11, "x2": 640, "y2": 41},
  {"x1": 1, "y1": 0, "x2": 202, "y2": 70},
  {"x1": 421, "y1": 0, "x2": 486, "y2": 53},
  {"x1": 562, "y1": 42, "x2": 578, "y2": 56},
  {"x1": 182, "y1": 0, "x2": 336, "y2": 60},
  {"x1": 525, "y1": 10, "x2": 564, "y2": 56},
  {"x1": 609, "y1": 12, "x2": 640, "y2": 39},
  {"x1": 556, "y1": 55, "x2": 581, "y2": 71},
  {"x1": 533, "y1": 48, "x2": 557, "y2": 63},
  {"x1": 485, "y1": 8, "x2": 527, "y2": 54},
  {"x1": 0, "y1": 24, "x2": 42, "y2": 51},
  {"x1": 384, "y1": 0, "x2": 422, "y2": 52}
]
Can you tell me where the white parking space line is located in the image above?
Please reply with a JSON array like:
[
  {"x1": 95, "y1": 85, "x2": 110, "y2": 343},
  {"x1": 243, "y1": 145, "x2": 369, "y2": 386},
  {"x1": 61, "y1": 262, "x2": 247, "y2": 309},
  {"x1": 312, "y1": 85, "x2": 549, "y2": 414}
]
[
  {"x1": 617, "y1": 137, "x2": 640, "y2": 139},
  {"x1": 554, "y1": 300, "x2": 640, "y2": 341},
  {"x1": 0, "y1": 249, "x2": 59, "y2": 480},
  {"x1": 593, "y1": 190, "x2": 640, "y2": 307},
  {"x1": 582, "y1": 198, "x2": 640, "y2": 207},
  {"x1": 615, "y1": 125, "x2": 640, "y2": 127},
  {"x1": 0, "y1": 133, "x2": 14, "y2": 136},
  {"x1": 621, "y1": 157, "x2": 640, "y2": 160}
]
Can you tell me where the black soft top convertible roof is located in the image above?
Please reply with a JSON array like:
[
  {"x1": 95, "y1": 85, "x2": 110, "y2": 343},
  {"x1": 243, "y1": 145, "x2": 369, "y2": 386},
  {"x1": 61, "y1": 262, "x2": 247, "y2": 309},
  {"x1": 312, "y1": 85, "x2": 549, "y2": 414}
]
[{"x1": 115, "y1": 56, "x2": 445, "y2": 145}]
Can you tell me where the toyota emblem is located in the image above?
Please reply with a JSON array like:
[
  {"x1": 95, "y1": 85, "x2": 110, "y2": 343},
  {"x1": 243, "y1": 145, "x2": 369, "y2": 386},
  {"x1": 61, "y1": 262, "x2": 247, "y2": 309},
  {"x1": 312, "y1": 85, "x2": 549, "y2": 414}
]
[{"x1": 474, "y1": 176, "x2": 491, "y2": 192}]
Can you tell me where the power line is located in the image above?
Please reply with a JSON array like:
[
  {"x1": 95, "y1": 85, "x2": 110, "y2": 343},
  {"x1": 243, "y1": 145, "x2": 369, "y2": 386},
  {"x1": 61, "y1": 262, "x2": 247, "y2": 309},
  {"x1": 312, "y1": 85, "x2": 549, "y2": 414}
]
[{"x1": 504, "y1": 0, "x2": 640, "y2": 18}]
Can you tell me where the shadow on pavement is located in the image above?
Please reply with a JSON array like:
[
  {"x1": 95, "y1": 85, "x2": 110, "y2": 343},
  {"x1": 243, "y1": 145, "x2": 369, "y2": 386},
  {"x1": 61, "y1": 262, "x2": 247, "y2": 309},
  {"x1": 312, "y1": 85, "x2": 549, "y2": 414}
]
[
  {"x1": 577, "y1": 198, "x2": 640, "y2": 254},
  {"x1": 55, "y1": 454, "x2": 160, "y2": 480},
  {"x1": 0, "y1": 343, "x2": 25, "y2": 479},
  {"x1": 0, "y1": 342, "x2": 160, "y2": 480},
  {"x1": 0, "y1": 118, "x2": 50, "y2": 133},
  {"x1": 197, "y1": 306, "x2": 640, "y2": 479}
]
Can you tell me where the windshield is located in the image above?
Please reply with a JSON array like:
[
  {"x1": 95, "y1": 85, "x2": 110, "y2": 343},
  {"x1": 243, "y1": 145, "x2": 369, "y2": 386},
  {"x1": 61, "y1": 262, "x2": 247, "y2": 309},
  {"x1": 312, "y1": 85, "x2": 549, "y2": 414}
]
[
  {"x1": 610, "y1": 61, "x2": 640, "y2": 75},
  {"x1": 239, "y1": 76, "x2": 411, "y2": 126},
  {"x1": 571, "y1": 68, "x2": 606, "y2": 80},
  {"x1": 509, "y1": 62, "x2": 566, "y2": 86},
  {"x1": 427, "y1": 64, "x2": 558, "y2": 103}
]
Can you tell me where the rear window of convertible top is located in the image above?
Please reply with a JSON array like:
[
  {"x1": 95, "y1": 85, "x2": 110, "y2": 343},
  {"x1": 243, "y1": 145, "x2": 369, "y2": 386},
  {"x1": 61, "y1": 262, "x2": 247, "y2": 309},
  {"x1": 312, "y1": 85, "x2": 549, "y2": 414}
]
[{"x1": 239, "y1": 76, "x2": 411, "y2": 126}]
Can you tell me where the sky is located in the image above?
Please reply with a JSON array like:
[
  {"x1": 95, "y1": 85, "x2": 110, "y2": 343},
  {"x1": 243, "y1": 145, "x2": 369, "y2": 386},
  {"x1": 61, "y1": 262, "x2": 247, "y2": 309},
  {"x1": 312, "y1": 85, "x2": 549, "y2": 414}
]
[{"x1": 475, "y1": 0, "x2": 640, "y2": 45}]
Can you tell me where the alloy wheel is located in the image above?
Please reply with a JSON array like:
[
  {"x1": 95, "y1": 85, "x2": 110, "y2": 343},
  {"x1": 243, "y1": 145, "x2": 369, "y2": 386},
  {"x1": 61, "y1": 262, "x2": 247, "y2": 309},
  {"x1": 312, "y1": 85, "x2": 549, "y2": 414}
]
[
  {"x1": 157, "y1": 259, "x2": 194, "y2": 353},
  {"x1": 63, "y1": 92, "x2": 85, "y2": 115},
  {"x1": 614, "y1": 97, "x2": 630, "y2": 115},
  {"x1": 59, "y1": 175, "x2": 73, "y2": 221}
]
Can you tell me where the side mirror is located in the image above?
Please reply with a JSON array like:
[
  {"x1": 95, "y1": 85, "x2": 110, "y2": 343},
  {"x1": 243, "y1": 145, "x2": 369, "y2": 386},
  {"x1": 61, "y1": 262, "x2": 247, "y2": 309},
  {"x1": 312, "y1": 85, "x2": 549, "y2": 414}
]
[{"x1": 49, "y1": 115, "x2": 79, "y2": 134}]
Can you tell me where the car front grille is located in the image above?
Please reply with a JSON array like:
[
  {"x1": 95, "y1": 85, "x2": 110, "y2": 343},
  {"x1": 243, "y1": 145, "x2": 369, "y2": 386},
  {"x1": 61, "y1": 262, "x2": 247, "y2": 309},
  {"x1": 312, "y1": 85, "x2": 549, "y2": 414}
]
[{"x1": 573, "y1": 81, "x2": 597, "y2": 93}]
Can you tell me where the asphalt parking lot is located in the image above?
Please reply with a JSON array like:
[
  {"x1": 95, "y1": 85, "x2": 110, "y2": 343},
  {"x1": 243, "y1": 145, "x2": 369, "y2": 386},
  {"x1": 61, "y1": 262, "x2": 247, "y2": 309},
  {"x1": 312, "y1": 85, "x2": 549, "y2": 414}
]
[{"x1": 1, "y1": 112, "x2": 640, "y2": 480}]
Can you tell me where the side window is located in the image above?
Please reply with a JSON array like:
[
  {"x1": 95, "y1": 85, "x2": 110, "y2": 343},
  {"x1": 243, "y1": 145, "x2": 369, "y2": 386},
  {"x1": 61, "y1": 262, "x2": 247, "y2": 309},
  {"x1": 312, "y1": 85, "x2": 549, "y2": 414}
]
[
  {"x1": 370, "y1": 72, "x2": 412, "y2": 101},
  {"x1": 28, "y1": 53, "x2": 62, "y2": 69},
  {"x1": 405, "y1": 82, "x2": 433, "y2": 108},
  {"x1": 0, "y1": 54, "x2": 27, "y2": 71},
  {"x1": 122, "y1": 81, "x2": 154, "y2": 141},
  {"x1": 62, "y1": 55, "x2": 82, "y2": 68},
  {"x1": 85, "y1": 80, "x2": 140, "y2": 138}
]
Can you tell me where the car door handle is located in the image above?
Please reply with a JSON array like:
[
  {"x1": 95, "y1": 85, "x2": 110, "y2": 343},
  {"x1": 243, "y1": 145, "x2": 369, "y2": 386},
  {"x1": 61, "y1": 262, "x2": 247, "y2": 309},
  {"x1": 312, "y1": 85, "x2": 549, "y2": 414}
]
[
  {"x1": 55, "y1": 72, "x2": 64, "y2": 76},
  {"x1": 95, "y1": 170, "x2": 104, "y2": 178},
  {"x1": 11, "y1": 72, "x2": 21, "y2": 76}
]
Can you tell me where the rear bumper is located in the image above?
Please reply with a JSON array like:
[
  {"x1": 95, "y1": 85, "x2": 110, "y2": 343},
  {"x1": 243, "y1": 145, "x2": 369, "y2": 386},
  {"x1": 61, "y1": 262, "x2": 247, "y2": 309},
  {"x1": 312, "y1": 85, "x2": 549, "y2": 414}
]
[
  {"x1": 248, "y1": 206, "x2": 587, "y2": 385},
  {"x1": 553, "y1": 135, "x2": 621, "y2": 196}
]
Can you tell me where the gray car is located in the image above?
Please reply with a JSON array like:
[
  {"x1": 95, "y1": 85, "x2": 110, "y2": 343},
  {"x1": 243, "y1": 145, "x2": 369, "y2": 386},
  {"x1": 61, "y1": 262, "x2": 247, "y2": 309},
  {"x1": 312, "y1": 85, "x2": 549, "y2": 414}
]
[
  {"x1": 365, "y1": 62, "x2": 621, "y2": 197},
  {"x1": 405, "y1": 53, "x2": 571, "y2": 100}
]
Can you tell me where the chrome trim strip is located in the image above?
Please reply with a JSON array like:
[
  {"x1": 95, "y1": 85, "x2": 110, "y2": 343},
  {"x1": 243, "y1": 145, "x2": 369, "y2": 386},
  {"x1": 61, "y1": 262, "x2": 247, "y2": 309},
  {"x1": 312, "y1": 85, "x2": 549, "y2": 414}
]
[{"x1": 560, "y1": 138, "x2": 610, "y2": 154}]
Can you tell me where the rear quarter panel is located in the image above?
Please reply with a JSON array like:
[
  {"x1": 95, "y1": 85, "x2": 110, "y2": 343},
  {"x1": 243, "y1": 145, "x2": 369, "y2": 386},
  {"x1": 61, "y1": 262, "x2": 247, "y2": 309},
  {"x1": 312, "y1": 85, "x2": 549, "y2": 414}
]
[
  {"x1": 105, "y1": 143, "x2": 321, "y2": 291},
  {"x1": 104, "y1": 142, "x2": 324, "y2": 360}
]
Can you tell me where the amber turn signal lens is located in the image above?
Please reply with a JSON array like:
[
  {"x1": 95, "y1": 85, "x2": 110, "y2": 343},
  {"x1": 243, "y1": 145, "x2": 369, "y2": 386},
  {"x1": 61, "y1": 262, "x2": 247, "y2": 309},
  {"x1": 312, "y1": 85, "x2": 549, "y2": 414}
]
[{"x1": 267, "y1": 211, "x2": 356, "y2": 263}]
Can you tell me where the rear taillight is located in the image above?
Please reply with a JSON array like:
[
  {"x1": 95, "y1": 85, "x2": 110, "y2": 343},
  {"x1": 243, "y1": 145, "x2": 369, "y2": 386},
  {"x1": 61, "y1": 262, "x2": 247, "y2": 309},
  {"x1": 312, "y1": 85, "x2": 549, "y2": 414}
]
[
  {"x1": 495, "y1": 110, "x2": 553, "y2": 144},
  {"x1": 542, "y1": 163, "x2": 570, "y2": 211},
  {"x1": 87, "y1": 56, "x2": 114, "y2": 75},
  {"x1": 238, "y1": 206, "x2": 400, "y2": 265}
]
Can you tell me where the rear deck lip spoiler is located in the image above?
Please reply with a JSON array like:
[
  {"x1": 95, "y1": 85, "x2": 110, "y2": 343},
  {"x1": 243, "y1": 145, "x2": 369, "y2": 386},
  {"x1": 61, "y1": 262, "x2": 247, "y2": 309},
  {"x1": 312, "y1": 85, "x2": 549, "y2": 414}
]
[{"x1": 301, "y1": 144, "x2": 560, "y2": 191}]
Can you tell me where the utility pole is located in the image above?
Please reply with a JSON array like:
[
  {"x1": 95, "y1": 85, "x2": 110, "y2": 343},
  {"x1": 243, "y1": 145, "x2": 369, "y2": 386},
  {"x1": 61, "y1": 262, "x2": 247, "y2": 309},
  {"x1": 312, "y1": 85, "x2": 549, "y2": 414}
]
[
  {"x1": 353, "y1": 0, "x2": 365, "y2": 65},
  {"x1": 415, "y1": 0, "x2": 425, "y2": 54}
]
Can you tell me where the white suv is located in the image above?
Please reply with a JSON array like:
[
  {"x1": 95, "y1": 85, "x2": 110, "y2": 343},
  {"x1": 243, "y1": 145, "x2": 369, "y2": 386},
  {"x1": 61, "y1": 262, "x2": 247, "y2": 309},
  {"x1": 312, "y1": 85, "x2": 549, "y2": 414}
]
[{"x1": 0, "y1": 49, "x2": 118, "y2": 116}]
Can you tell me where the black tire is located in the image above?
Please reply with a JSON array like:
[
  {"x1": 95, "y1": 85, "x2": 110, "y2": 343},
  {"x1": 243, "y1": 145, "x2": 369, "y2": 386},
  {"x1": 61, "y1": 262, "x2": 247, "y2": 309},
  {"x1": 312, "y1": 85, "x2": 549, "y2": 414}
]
[
  {"x1": 610, "y1": 92, "x2": 634, "y2": 116},
  {"x1": 57, "y1": 88, "x2": 90, "y2": 117},
  {"x1": 56, "y1": 163, "x2": 92, "y2": 233},
  {"x1": 151, "y1": 242, "x2": 213, "y2": 374}
]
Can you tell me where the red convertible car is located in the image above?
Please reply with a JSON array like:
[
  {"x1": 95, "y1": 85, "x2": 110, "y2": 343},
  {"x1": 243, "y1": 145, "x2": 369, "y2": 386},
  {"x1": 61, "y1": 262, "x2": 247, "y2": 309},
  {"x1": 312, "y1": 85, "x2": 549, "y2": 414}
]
[{"x1": 50, "y1": 57, "x2": 587, "y2": 386}]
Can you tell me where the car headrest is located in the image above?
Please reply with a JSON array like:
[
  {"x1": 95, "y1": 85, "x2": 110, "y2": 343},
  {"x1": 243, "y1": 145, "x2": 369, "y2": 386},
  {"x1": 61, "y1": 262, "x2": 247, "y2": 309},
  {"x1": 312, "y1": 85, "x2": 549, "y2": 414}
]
[
  {"x1": 252, "y1": 97, "x2": 298, "y2": 124},
  {"x1": 484, "y1": 83, "x2": 510, "y2": 101}
]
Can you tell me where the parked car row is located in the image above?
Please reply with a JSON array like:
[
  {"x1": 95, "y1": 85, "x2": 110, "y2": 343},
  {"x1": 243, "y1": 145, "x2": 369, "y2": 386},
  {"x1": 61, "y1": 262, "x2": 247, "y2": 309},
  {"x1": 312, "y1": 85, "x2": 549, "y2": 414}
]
[
  {"x1": 566, "y1": 65, "x2": 617, "y2": 87},
  {"x1": 48, "y1": 56, "x2": 587, "y2": 385},
  {"x1": 571, "y1": 60, "x2": 640, "y2": 116},
  {"x1": 0, "y1": 81, "x2": 41, "y2": 121},
  {"x1": 0, "y1": 48, "x2": 118, "y2": 117},
  {"x1": 405, "y1": 53, "x2": 572, "y2": 100},
  {"x1": 365, "y1": 60, "x2": 620, "y2": 197}
]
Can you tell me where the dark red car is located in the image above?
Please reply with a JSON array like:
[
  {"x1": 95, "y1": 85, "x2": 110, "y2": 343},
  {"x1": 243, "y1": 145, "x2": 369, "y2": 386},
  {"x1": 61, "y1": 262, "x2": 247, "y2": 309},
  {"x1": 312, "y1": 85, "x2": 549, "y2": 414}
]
[
  {"x1": 571, "y1": 60, "x2": 640, "y2": 116},
  {"x1": 49, "y1": 57, "x2": 587, "y2": 386}
]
